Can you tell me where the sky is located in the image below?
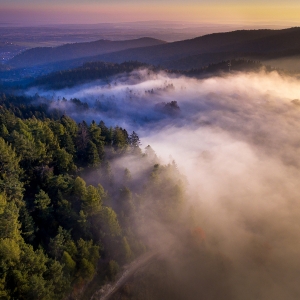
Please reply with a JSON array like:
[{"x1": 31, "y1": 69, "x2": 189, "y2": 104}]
[{"x1": 1, "y1": 0, "x2": 300, "y2": 26}]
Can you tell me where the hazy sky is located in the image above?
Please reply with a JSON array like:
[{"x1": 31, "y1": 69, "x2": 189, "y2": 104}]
[{"x1": 1, "y1": 0, "x2": 300, "y2": 26}]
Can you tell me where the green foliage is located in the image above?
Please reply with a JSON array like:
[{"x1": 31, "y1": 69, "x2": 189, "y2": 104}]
[
  {"x1": 89, "y1": 121, "x2": 105, "y2": 159},
  {"x1": 82, "y1": 185, "x2": 102, "y2": 215},
  {"x1": 0, "y1": 96, "x2": 188, "y2": 299},
  {"x1": 78, "y1": 258, "x2": 95, "y2": 281},
  {"x1": 112, "y1": 126, "x2": 129, "y2": 151},
  {"x1": 73, "y1": 176, "x2": 87, "y2": 199},
  {"x1": 61, "y1": 251, "x2": 76, "y2": 276},
  {"x1": 107, "y1": 260, "x2": 119, "y2": 281},
  {"x1": 53, "y1": 148, "x2": 75, "y2": 173},
  {"x1": 0, "y1": 241, "x2": 66, "y2": 300},
  {"x1": 19, "y1": 206, "x2": 35, "y2": 242},
  {"x1": 60, "y1": 115, "x2": 77, "y2": 138},
  {"x1": 77, "y1": 239, "x2": 100, "y2": 265},
  {"x1": 0, "y1": 137, "x2": 23, "y2": 203},
  {"x1": 0, "y1": 277, "x2": 10, "y2": 299},
  {"x1": 0, "y1": 201, "x2": 20, "y2": 240},
  {"x1": 34, "y1": 190, "x2": 51, "y2": 210},
  {"x1": 34, "y1": 61, "x2": 150, "y2": 89},
  {"x1": 49, "y1": 229, "x2": 65, "y2": 260},
  {"x1": 0, "y1": 193, "x2": 6, "y2": 214},
  {"x1": 76, "y1": 239, "x2": 100, "y2": 281},
  {"x1": 100, "y1": 207, "x2": 122, "y2": 237},
  {"x1": 0, "y1": 238, "x2": 21, "y2": 265},
  {"x1": 0, "y1": 124, "x2": 9, "y2": 139},
  {"x1": 87, "y1": 141, "x2": 101, "y2": 167}
]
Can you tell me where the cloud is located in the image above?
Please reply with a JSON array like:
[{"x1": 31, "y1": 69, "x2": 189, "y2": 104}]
[{"x1": 28, "y1": 68, "x2": 300, "y2": 299}]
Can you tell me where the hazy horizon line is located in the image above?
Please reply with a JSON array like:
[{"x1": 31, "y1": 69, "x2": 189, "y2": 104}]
[{"x1": 0, "y1": 20, "x2": 298, "y2": 29}]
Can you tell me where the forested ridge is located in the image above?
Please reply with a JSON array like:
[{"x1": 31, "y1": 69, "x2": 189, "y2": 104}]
[
  {"x1": 8, "y1": 38, "x2": 166, "y2": 69},
  {"x1": 33, "y1": 61, "x2": 153, "y2": 89},
  {"x1": 32, "y1": 59, "x2": 271, "y2": 91},
  {"x1": 0, "y1": 93, "x2": 186, "y2": 299}
]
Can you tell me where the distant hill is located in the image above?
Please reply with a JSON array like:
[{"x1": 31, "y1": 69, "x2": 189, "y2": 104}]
[
  {"x1": 8, "y1": 37, "x2": 166, "y2": 68},
  {"x1": 82, "y1": 27, "x2": 300, "y2": 70},
  {"x1": 6, "y1": 27, "x2": 300, "y2": 80}
]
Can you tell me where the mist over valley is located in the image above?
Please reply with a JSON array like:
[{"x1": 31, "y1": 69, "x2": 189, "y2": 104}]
[{"x1": 23, "y1": 65, "x2": 300, "y2": 299}]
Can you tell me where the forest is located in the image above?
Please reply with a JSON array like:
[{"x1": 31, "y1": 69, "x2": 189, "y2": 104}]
[
  {"x1": 33, "y1": 61, "x2": 153, "y2": 89},
  {"x1": 31, "y1": 59, "x2": 271, "y2": 91},
  {"x1": 0, "y1": 92, "x2": 187, "y2": 299}
]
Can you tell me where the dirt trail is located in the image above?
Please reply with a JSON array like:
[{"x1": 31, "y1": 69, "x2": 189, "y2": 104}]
[{"x1": 91, "y1": 251, "x2": 158, "y2": 300}]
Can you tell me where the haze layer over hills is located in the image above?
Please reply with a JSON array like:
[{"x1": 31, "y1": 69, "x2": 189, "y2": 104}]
[
  {"x1": 1, "y1": 22, "x2": 300, "y2": 300},
  {"x1": 82, "y1": 27, "x2": 300, "y2": 70},
  {"x1": 8, "y1": 38, "x2": 166, "y2": 68},
  {"x1": 4, "y1": 27, "x2": 300, "y2": 81}
]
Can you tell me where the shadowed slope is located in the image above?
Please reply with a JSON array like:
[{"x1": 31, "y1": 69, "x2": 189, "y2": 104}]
[{"x1": 8, "y1": 37, "x2": 167, "y2": 68}]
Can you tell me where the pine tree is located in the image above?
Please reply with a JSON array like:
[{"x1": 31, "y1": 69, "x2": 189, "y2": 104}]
[
  {"x1": 86, "y1": 141, "x2": 100, "y2": 167},
  {"x1": 0, "y1": 138, "x2": 23, "y2": 204}
]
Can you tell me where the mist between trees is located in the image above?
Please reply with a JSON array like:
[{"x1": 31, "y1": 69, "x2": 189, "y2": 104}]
[
  {"x1": 0, "y1": 87, "x2": 192, "y2": 299},
  {"x1": 1, "y1": 67, "x2": 300, "y2": 299}
]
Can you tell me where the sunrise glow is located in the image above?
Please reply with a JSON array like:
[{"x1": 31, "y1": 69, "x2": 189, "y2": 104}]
[{"x1": 1, "y1": 1, "x2": 300, "y2": 25}]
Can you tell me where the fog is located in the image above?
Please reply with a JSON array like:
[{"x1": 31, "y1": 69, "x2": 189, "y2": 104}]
[{"x1": 30, "y1": 69, "x2": 300, "y2": 299}]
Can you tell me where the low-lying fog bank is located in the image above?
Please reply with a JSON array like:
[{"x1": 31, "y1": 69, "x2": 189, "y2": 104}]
[{"x1": 28, "y1": 69, "x2": 300, "y2": 299}]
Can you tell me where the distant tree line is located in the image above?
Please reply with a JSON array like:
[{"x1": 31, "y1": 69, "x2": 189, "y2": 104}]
[{"x1": 33, "y1": 61, "x2": 156, "y2": 89}]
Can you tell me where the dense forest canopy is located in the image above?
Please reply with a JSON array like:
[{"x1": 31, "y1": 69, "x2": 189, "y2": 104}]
[
  {"x1": 0, "y1": 92, "x2": 189, "y2": 299},
  {"x1": 33, "y1": 61, "x2": 154, "y2": 89},
  {"x1": 30, "y1": 59, "x2": 274, "y2": 90}
]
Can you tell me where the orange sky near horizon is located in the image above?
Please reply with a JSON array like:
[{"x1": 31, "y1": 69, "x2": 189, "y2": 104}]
[{"x1": 1, "y1": 2, "x2": 300, "y2": 26}]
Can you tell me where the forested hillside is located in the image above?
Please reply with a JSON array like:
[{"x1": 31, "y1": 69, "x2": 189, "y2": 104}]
[
  {"x1": 33, "y1": 61, "x2": 153, "y2": 89},
  {"x1": 61, "y1": 27, "x2": 300, "y2": 70},
  {"x1": 4, "y1": 28, "x2": 300, "y2": 84},
  {"x1": 8, "y1": 38, "x2": 166, "y2": 68},
  {"x1": 32, "y1": 59, "x2": 273, "y2": 90},
  {"x1": 0, "y1": 93, "x2": 186, "y2": 299}
]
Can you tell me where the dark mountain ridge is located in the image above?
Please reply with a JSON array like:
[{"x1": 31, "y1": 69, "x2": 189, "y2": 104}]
[
  {"x1": 87, "y1": 27, "x2": 300, "y2": 68},
  {"x1": 4, "y1": 27, "x2": 300, "y2": 82},
  {"x1": 31, "y1": 59, "x2": 277, "y2": 91},
  {"x1": 8, "y1": 37, "x2": 166, "y2": 68}
]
